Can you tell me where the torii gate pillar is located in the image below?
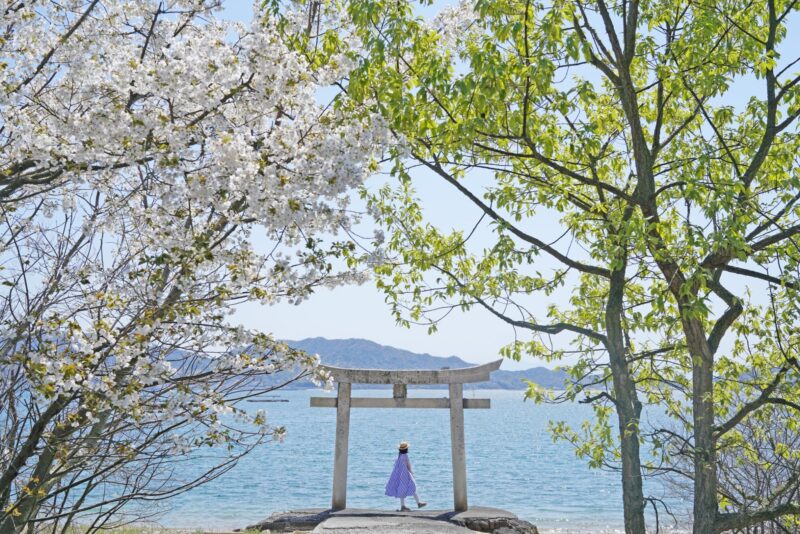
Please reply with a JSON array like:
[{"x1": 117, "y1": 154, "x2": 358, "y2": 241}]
[
  {"x1": 311, "y1": 360, "x2": 502, "y2": 512},
  {"x1": 449, "y1": 382, "x2": 467, "y2": 511},
  {"x1": 332, "y1": 382, "x2": 351, "y2": 510}
]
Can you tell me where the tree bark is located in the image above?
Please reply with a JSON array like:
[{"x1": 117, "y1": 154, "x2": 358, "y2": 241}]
[
  {"x1": 606, "y1": 258, "x2": 646, "y2": 534},
  {"x1": 682, "y1": 315, "x2": 717, "y2": 534}
]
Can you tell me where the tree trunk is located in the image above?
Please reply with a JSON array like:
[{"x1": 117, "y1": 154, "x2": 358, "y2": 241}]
[
  {"x1": 0, "y1": 428, "x2": 63, "y2": 534},
  {"x1": 606, "y1": 263, "x2": 647, "y2": 534},
  {"x1": 619, "y1": 413, "x2": 647, "y2": 534},
  {"x1": 683, "y1": 315, "x2": 717, "y2": 534}
]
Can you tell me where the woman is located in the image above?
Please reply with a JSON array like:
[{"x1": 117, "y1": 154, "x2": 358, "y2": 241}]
[{"x1": 385, "y1": 440, "x2": 427, "y2": 511}]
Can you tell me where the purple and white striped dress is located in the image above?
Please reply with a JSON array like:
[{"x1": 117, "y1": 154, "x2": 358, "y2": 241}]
[{"x1": 385, "y1": 453, "x2": 416, "y2": 497}]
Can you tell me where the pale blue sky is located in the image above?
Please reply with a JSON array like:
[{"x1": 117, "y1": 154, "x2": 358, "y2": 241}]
[{"x1": 220, "y1": 1, "x2": 550, "y2": 369}]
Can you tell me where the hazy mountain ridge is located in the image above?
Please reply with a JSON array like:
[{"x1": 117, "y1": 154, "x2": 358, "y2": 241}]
[{"x1": 271, "y1": 337, "x2": 566, "y2": 390}]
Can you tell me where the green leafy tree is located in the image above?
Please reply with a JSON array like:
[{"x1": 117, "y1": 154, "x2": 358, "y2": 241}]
[{"x1": 332, "y1": 0, "x2": 800, "y2": 532}]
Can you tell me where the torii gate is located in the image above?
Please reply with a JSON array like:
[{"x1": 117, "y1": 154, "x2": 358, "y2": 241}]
[{"x1": 310, "y1": 360, "x2": 502, "y2": 512}]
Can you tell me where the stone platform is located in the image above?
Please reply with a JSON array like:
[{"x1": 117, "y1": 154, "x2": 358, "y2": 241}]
[{"x1": 243, "y1": 507, "x2": 538, "y2": 533}]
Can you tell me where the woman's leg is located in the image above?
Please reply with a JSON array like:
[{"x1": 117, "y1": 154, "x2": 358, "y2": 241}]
[{"x1": 400, "y1": 497, "x2": 406, "y2": 509}]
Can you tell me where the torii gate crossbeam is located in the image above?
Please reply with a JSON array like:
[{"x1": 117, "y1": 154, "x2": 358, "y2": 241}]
[{"x1": 310, "y1": 360, "x2": 502, "y2": 512}]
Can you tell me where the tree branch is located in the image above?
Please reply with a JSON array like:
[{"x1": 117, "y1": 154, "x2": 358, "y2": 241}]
[
  {"x1": 435, "y1": 265, "x2": 609, "y2": 345},
  {"x1": 722, "y1": 265, "x2": 800, "y2": 291},
  {"x1": 716, "y1": 501, "x2": 800, "y2": 533},
  {"x1": 714, "y1": 364, "x2": 791, "y2": 437},
  {"x1": 707, "y1": 273, "x2": 743, "y2": 356},
  {"x1": 415, "y1": 153, "x2": 612, "y2": 278}
]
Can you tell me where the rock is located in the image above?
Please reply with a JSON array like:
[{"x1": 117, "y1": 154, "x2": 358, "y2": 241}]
[
  {"x1": 449, "y1": 511, "x2": 539, "y2": 534},
  {"x1": 243, "y1": 509, "x2": 332, "y2": 532},
  {"x1": 483, "y1": 519, "x2": 539, "y2": 534}
]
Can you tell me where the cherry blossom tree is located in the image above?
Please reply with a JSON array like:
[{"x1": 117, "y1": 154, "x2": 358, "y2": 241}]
[{"x1": 0, "y1": 1, "x2": 385, "y2": 531}]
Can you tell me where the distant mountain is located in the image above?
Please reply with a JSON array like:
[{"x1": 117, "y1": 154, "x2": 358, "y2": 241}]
[
  {"x1": 267, "y1": 337, "x2": 566, "y2": 390},
  {"x1": 289, "y1": 337, "x2": 471, "y2": 371}
]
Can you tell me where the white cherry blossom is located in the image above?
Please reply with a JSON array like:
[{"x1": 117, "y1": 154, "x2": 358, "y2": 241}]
[{"x1": 0, "y1": 1, "x2": 386, "y2": 530}]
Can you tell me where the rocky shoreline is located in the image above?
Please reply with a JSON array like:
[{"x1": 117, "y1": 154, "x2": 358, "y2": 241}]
[{"x1": 242, "y1": 507, "x2": 539, "y2": 533}]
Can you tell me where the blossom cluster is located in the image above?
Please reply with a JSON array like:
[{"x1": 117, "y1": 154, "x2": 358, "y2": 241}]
[{"x1": 428, "y1": 0, "x2": 477, "y2": 54}]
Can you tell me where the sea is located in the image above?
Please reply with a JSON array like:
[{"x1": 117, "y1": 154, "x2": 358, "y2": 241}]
[{"x1": 158, "y1": 389, "x2": 692, "y2": 533}]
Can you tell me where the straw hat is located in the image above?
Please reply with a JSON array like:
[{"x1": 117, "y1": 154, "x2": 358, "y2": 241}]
[{"x1": 398, "y1": 440, "x2": 410, "y2": 452}]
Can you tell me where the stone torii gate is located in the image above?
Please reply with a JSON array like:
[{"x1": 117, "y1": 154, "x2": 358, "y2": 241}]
[{"x1": 310, "y1": 360, "x2": 502, "y2": 512}]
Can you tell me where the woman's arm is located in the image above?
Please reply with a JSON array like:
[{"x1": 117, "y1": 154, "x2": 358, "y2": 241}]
[{"x1": 406, "y1": 457, "x2": 414, "y2": 475}]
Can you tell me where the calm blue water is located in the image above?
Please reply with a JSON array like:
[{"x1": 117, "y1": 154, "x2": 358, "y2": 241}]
[{"x1": 159, "y1": 389, "x2": 690, "y2": 532}]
